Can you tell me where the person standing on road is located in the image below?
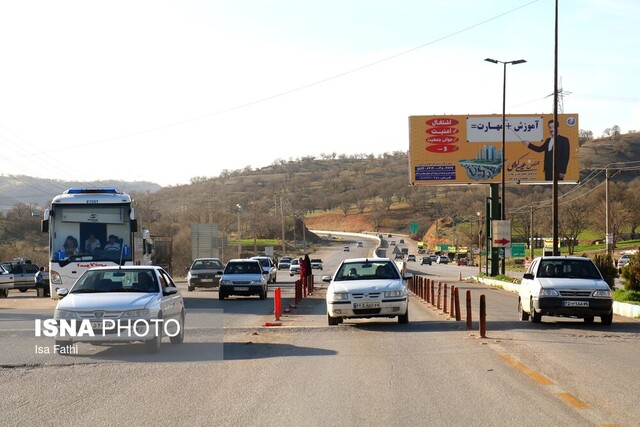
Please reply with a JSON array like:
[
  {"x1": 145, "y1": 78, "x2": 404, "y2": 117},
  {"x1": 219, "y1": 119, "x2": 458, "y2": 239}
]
[
  {"x1": 299, "y1": 256, "x2": 307, "y2": 280},
  {"x1": 34, "y1": 266, "x2": 48, "y2": 297}
]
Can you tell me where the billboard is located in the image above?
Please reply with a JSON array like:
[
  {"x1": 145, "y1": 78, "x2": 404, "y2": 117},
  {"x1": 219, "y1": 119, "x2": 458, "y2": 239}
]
[{"x1": 409, "y1": 114, "x2": 580, "y2": 185}]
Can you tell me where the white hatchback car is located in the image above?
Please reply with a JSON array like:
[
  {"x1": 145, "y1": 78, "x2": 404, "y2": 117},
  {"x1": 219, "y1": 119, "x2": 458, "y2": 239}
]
[
  {"x1": 54, "y1": 266, "x2": 184, "y2": 353},
  {"x1": 518, "y1": 256, "x2": 613, "y2": 324},
  {"x1": 323, "y1": 258, "x2": 411, "y2": 325}
]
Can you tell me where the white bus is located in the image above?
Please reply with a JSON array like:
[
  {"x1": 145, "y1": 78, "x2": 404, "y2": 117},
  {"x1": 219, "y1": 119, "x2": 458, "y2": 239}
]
[{"x1": 41, "y1": 188, "x2": 141, "y2": 299}]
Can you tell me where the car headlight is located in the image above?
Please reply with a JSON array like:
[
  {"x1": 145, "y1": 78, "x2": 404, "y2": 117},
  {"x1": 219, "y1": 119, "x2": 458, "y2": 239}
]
[
  {"x1": 593, "y1": 289, "x2": 612, "y2": 297},
  {"x1": 220, "y1": 280, "x2": 232, "y2": 285},
  {"x1": 384, "y1": 290, "x2": 404, "y2": 297},
  {"x1": 250, "y1": 280, "x2": 262, "y2": 285},
  {"x1": 538, "y1": 289, "x2": 559, "y2": 296},
  {"x1": 54, "y1": 309, "x2": 79, "y2": 319},
  {"x1": 189, "y1": 273, "x2": 197, "y2": 279},
  {"x1": 121, "y1": 309, "x2": 151, "y2": 318},
  {"x1": 331, "y1": 292, "x2": 349, "y2": 301}
]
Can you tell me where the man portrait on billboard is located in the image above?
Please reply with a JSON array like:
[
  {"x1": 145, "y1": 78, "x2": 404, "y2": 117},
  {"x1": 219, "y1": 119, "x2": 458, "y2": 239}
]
[{"x1": 522, "y1": 119, "x2": 570, "y2": 181}]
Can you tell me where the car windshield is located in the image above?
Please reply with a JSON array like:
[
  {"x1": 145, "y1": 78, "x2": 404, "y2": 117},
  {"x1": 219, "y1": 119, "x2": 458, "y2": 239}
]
[
  {"x1": 224, "y1": 262, "x2": 262, "y2": 275},
  {"x1": 70, "y1": 270, "x2": 159, "y2": 293},
  {"x1": 334, "y1": 261, "x2": 399, "y2": 281},
  {"x1": 537, "y1": 259, "x2": 602, "y2": 279},
  {"x1": 191, "y1": 259, "x2": 223, "y2": 270},
  {"x1": 253, "y1": 258, "x2": 270, "y2": 268}
]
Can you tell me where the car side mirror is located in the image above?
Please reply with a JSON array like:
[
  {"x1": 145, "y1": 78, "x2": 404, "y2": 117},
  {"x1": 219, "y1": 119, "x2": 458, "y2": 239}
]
[
  {"x1": 403, "y1": 272, "x2": 414, "y2": 280},
  {"x1": 523, "y1": 273, "x2": 534, "y2": 280},
  {"x1": 216, "y1": 270, "x2": 223, "y2": 275},
  {"x1": 56, "y1": 288, "x2": 69, "y2": 298},
  {"x1": 163, "y1": 287, "x2": 179, "y2": 296},
  {"x1": 322, "y1": 275, "x2": 332, "y2": 282}
]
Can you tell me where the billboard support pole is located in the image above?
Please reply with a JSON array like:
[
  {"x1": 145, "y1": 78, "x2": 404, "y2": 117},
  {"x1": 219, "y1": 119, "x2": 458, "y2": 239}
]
[{"x1": 489, "y1": 184, "x2": 500, "y2": 277}]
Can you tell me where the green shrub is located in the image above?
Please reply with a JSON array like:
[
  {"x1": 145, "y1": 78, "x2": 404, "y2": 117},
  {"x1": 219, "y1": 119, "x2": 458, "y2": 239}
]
[
  {"x1": 621, "y1": 251, "x2": 640, "y2": 292},
  {"x1": 613, "y1": 289, "x2": 640, "y2": 305},
  {"x1": 593, "y1": 253, "x2": 617, "y2": 289}
]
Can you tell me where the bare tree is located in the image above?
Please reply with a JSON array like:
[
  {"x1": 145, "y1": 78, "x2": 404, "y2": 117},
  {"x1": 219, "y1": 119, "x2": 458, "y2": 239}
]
[{"x1": 558, "y1": 198, "x2": 591, "y2": 254}]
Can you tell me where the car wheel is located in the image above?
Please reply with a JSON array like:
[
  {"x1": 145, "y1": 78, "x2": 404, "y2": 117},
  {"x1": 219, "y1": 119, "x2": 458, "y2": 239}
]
[
  {"x1": 398, "y1": 308, "x2": 409, "y2": 324},
  {"x1": 170, "y1": 312, "x2": 185, "y2": 344},
  {"x1": 529, "y1": 299, "x2": 542, "y2": 323},
  {"x1": 218, "y1": 291, "x2": 226, "y2": 300},
  {"x1": 327, "y1": 313, "x2": 340, "y2": 326},
  {"x1": 601, "y1": 313, "x2": 613, "y2": 325},
  {"x1": 145, "y1": 314, "x2": 163, "y2": 353},
  {"x1": 259, "y1": 289, "x2": 266, "y2": 300},
  {"x1": 19, "y1": 288, "x2": 28, "y2": 293},
  {"x1": 188, "y1": 286, "x2": 194, "y2": 292},
  {"x1": 518, "y1": 299, "x2": 529, "y2": 321},
  {"x1": 584, "y1": 316, "x2": 594, "y2": 324}
]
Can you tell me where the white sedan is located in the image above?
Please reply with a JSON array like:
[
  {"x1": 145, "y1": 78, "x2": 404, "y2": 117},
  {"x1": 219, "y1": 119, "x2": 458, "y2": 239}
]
[
  {"x1": 323, "y1": 257, "x2": 412, "y2": 325},
  {"x1": 53, "y1": 266, "x2": 185, "y2": 354},
  {"x1": 518, "y1": 256, "x2": 613, "y2": 324}
]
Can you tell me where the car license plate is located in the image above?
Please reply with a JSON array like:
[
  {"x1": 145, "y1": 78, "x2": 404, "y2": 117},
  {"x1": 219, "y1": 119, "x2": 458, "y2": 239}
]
[
  {"x1": 201, "y1": 279, "x2": 213, "y2": 283},
  {"x1": 234, "y1": 287, "x2": 249, "y2": 291},
  {"x1": 90, "y1": 321, "x2": 104, "y2": 329},
  {"x1": 563, "y1": 300, "x2": 589, "y2": 307},
  {"x1": 353, "y1": 302, "x2": 380, "y2": 309}
]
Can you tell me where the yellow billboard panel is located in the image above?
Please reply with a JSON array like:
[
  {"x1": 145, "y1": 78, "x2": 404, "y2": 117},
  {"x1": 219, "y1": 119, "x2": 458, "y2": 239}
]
[{"x1": 409, "y1": 114, "x2": 580, "y2": 185}]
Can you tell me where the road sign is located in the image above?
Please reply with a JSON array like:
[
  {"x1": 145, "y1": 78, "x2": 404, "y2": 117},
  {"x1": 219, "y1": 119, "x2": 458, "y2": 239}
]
[
  {"x1": 512, "y1": 243, "x2": 526, "y2": 257},
  {"x1": 409, "y1": 222, "x2": 419, "y2": 233},
  {"x1": 492, "y1": 220, "x2": 511, "y2": 248}
]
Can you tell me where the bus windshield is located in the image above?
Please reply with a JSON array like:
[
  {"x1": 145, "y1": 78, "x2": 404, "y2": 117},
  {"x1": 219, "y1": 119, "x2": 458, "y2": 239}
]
[{"x1": 51, "y1": 204, "x2": 132, "y2": 262}]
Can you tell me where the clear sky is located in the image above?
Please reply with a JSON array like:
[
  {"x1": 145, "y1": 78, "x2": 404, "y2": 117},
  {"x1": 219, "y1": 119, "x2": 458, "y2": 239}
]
[{"x1": 0, "y1": 0, "x2": 638, "y2": 187}]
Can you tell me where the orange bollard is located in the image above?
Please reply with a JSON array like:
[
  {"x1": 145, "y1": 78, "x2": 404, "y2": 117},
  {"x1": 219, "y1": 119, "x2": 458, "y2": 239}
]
[
  {"x1": 274, "y1": 287, "x2": 282, "y2": 321},
  {"x1": 479, "y1": 294, "x2": 487, "y2": 338},
  {"x1": 426, "y1": 278, "x2": 431, "y2": 302},
  {"x1": 449, "y1": 285, "x2": 455, "y2": 318},
  {"x1": 454, "y1": 287, "x2": 461, "y2": 321},
  {"x1": 443, "y1": 284, "x2": 448, "y2": 314},
  {"x1": 466, "y1": 290, "x2": 472, "y2": 329},
  {"x1": 303, "y1": 276, "x2": 307, "y2": 298},
  {"x1": 437, "y1": 282, "x2": 442, "y2": 310},
  {"x1": 431, "y1": 280, "x2": 435, "y2": 306},
  {"x1": 295, "y1": 280, "x2": 302, "y2": 304}
]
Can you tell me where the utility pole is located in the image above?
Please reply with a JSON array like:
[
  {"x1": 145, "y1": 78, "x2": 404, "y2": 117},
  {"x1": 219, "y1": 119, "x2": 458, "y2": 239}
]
[
  {"x1": 606, "y1": 167, "x2": 612, "y2": 255},
  {"x1": 236, "y1": 204, "x2": 242, "y2": 258},
  {"x1": 280, "y1": 197, "x2": 286, "y2": 255},
  {"x1": 552, "y1": 0, "x2": 560, "y2": 257},
  {"x1": 530, "y1": 207, "x2": 535, "y2": 260}
]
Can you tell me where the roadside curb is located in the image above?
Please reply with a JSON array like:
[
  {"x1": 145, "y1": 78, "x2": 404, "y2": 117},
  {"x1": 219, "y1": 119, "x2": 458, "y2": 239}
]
[{"x1": 471, "y1": 276, "x2": 640, "y2": 320}]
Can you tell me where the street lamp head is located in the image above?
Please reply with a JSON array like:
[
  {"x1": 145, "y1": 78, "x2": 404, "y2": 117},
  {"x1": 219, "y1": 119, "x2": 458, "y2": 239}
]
[
  {"x1": 484, "y1": 58, "x2": 499, "y2": 64},
  {"x1": 510, "y1": 59, "x2": 527, "y2": 65}
]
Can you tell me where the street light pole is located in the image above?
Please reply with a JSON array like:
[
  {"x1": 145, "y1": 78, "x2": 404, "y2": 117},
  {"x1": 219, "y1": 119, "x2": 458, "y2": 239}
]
[{"x1": 484, "y1": 57, "x2": 526, "y2": 274}]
